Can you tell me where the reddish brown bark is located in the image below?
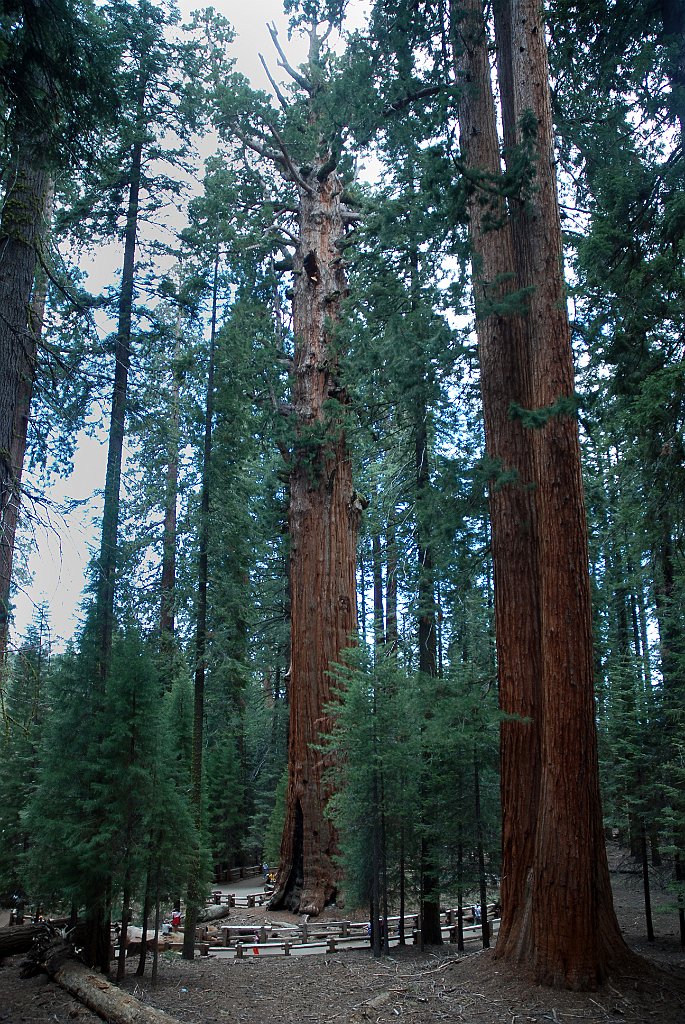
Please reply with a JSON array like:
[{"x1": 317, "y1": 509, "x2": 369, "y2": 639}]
[
  {"x1": 269, "y1": 166, "x2": 359, "y2": 915},
  {"x1": 454, "y1": 0, "x2": 634, "y2": 987},
  {"x1": 452, "y1": 0, "x2": 541, "y2": 957},
  {"x1": 492, "y1": 0, "x2": 632, "y2": 988}
]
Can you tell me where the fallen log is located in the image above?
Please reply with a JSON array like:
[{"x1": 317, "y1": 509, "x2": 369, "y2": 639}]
[
  {"x1": 125, "y1": 936, "x2": 174, "y2": 958},
  {"x1": 0, "y1": 923, "x2": 52, "y2": 957},
  {"x1": 45, "y1": 947, "x2": 181, "y2": 1024},
  {"x1": 197, "y1": 905, "x2": 230, "y2": 923}
]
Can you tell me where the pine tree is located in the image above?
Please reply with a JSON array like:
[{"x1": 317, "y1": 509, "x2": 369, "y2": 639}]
[{"x1": 0, "y1": 605, "x2": 50, "y2": 897}]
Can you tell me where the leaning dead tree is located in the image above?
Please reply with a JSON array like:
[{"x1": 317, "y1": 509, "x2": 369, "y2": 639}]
[{"x1": 223, "y1": 20, "x2": 361, "y2": 914}]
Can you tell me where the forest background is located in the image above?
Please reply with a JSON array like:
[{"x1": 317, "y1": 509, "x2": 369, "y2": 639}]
[{"x1": 0, "y1": 0, "x2": 684, "y2": 994}]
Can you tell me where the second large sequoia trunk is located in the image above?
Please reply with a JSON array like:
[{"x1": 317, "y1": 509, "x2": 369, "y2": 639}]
[{"x1": 268, "y1": 166, "x2": 359, "y2": 915}]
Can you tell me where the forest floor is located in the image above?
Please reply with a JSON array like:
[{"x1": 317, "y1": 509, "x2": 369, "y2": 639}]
[{"x1": 1, "y1": 848, "x2": 684, "y2": 1024}]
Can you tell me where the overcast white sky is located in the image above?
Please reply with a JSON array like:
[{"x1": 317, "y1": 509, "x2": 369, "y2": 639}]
[{"x1": 12, "y1": 0, "x2": 371, "y2": 650}]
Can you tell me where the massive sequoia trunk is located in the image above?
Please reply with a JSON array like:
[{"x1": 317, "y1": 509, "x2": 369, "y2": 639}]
[
  {"x1": 269, "y1": 166, "x2": 359, "y2": 915},
  {"x1": 452, "y1": 0, "x2": 542, "y2": 956},
  {"x1": 492, "y1": 0, "x2": 631, "y2": 987},
  {"x1": 453, "y1": 0, "x2": 633, "y2": 987}
]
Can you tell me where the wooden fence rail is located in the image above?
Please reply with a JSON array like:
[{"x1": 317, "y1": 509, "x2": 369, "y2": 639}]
[{"x1": 219, "y1": 911, "x2": 500, "y2": 951}]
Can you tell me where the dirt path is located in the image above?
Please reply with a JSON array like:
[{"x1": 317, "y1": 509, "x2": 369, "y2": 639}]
[{"x1": 1, "y1": 860, "x2": 683, "y2": 1024}]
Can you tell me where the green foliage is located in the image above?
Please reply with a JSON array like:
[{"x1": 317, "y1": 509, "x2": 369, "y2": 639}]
[
  {"x1": 325, "y1": 647, "x2": 420, "y2": 910},
  {"x1": 509, "y1": 394, "x2": 582, "y2": 429},
  {"x1": 5, "y1": 0, "x2": 685, "y2": 941},
  {"x1": 0, "y1": 0, "x2": 118, "y2": 163},
  {"x1": 21, "y1": 619, "x2": 195, "y2": 915},
  {"x1": 0, "y1": 608, "x2": 50, "y2": 898},
  {"x1": 262, "y1": 767, "x2": 288, "y2": 866}
]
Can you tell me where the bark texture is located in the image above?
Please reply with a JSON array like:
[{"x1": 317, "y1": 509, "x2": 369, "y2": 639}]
[
  {"x1": 454, "y1": 0, "x2": 634, "y2": 988},
  {"x1": 0, "y1": 923, "x2": 48, "y2": 956},
  {"x1": 269, "y1": 167, "x2": 359, "y2": 915},
  {"x1": 45, "y1": 951, "x2": 180, "y2": 1024},
  {"x1": 0, "y1": 229, "x2": 49, "y2": 660},
  {"x1": 0, "y1": 141, "x2": 51, "y2": 650},
  {"x1": 494, "y1": 0, "x2": 630, "y2": 987},
  {"x1": 452, "y1": 0, "x2": 541, "y2": 956}
]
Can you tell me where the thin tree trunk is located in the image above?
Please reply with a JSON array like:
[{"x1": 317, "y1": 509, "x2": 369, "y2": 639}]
[
  {"x1": 371, "y1": 766, "x2": 381, "y2": 958},
  {"x1": 84, "y1": 67, "x2": 147, "y2": 974},
  {"x1": 473, "y1": 746, "x2": 489, "y2": 949},
  {"x1": 96, "y1": 111, "x2": 145, "y2": 682},
  {"x1": 640, "y1": 822, "x2": 655, "y2": 942},
  {"x1": 159, "y1": 311, "x2": 182, "y2": 651},
  {"x1": 674, "y1": 853, "x2": 685, "y2": 947},
  {"x1": 409, "y1": 241, "x2": 442, "y2": 944},
  {"x1": 182, "y1": 248, "x2": 219, "y2": 960},
  {"x1": 270, "y1": 166, "x2": 359, "y2": 916},
  {"x1": 151, "y1": 864, "x2": 161, "y2": 986},
  {"x1": 398, "y1": 830, "x2": 405, "y2": 946},
  {"x1": 372, "y1": 530, "x2": 384, "y2": 651},
  {"x1": 381, "y1": 782, "x2": 389, "y2": 954},
  {"x1": 386, "y1": 518, "x2": 398, "y2": 654},
  {"x1": 636, "y1": 580, "x2": 653, "y2": 694},
  {"x1": 359, "y1": 547, "x2": 368, "y2": 646},
  {"x1": 116, "y1": 880, "x2": 132, "y2": 983},
  {"x1": 136, "y1": 865, "x2": 152, "y2": 977},
  {"x1": 457, "y1": 834, "x2": 464, "y2": 951}
]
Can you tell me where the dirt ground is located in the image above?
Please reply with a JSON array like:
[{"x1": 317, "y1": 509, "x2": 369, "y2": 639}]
[{"x1": 1, "y1": 853, "x2": 684, "y2": 1024}]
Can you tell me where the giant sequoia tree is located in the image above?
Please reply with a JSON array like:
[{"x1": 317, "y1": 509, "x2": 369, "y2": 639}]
[
  {"x1": 549, "y1": 0, "x2": 685, "y2": 926},
  {"x1": 269, "y1": 27, "x2": 360, "y2": 916},
  {"x1": 217, "y1": 18, "x2": 362, "y2": 914},
  {"x1": 355, "y1": 0, "x2": 639, "y2": 985},
  {"x1": 453, "y1": 0, "x2": 633, "y2": 987}
]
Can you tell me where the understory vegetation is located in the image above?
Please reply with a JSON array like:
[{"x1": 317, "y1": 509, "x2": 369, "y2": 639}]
[{"x1": 0, "y1": 0, "x2": 683, "y2": 988}]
